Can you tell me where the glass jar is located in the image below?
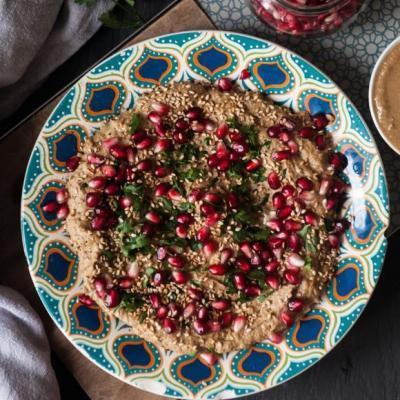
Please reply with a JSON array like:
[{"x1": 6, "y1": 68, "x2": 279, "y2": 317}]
[{"x1": 249, "y1": 0, "x2": 368, "y2": 37}]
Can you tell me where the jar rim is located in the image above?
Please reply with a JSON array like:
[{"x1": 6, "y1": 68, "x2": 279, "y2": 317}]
[{"x1": 276, "y1": 0, "x2": 349, "y2": 13}]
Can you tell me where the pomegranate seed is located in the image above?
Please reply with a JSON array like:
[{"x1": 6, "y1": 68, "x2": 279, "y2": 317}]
[
  {"x1": 167, "y1": 188, "x2": 182, "y2": 201},
  {"x1": 145, "y1": 211, "x2": 161, "y2": 224},
  {"x1": 151, "y1": 101, "x2": 170, "y2": 115},
  {"x1": 163, "y1": 318, "x2": 176, "y2": 334},
  {"x1": 315, "y1": 134, "x2": 326, "y2": 150},
  {"x1": 252, "y1": 242, "x2": 267, "y2": 253},
  {"x1": 101, "y1": 164, "x2": 117, "y2": 178},
  {"x1": 329, "y1": 152, "x2": 348, "y2": 171},
  {"x1": 282, "y1": 184, "x2": 296, "y2": 198},
  {"x1": 90, "y1": 215, "x2": 107, "y2": 230},
  {"x1": 148, "y1": 111, "x2": 162, "y2": 125},
  {"x1": 221, "y1": 248, "x2": 233, "y2": 264},
  {"x1": 157, "y1": 305, "x2": 169, "y2": 320},
  {"x1": 216, "y1": 123, "x2": 229, "y2": 139},
  {"x1": 176, "y1": 213, "x2": 192, "y2": 225},
  {"x1": 102, "y1": 137, "x2": 119, "y2": 150},
  {"x1": 217, "y1": 77, "x2": 233, "y2": 91},
  {"x1": 221, "y1": 311, "x2": 233, "y2": 327},
  {"x1": 205, "y1": 120, "x2": 216, "y2": 132},
  {"x1": 233, "y1": 272, "x2": 246, "y2": 290},
  {"x1": 87, "y1": 153, "x2": 104, "y2": 166},
  {"x1": 42, "y1": 201, "x2": 59, "y2": 213},
  {"x1": 56, "y1": 204, "x2": 69, "y2": 219},
  {"x1": 94, "y1": 277, "x2": 106, "y2": 296},
  {"x1": 155, "y1": 165, "x2": 170, "y2": 178},
  {"x1": 313, "y1": 114, "x2": 329, "y2": 129},
  {"x1": 328, "y1": 234, "x2": 340, "y2": 248},
  {"x1": 149, "y1": 293, "x2": 161, "y2": 309},
  {"x1": 201, "y1": 203, "x2": 216, "y2": 216},
  {"x1": 304, "y1": 211, "x2": 319, "y2": 227},
  {"x1": 188, "y1": 188, "x2": 204, "y2": 203},
  {"x1": 193, "y1": 319, "x2": 208, "y2": 335},
  {"x1": 109, "y1": 145, "x2": 126, "y2": 159},
  {"x1": 265, "y1": 273, "x2": 280, "y2": 289},
  {"x1": 288, "y1": 298, "x2": 304, "y2": 312},
  {"x1": 186, "y1": 107, "x2": 203, "y2": 121},
  {"x1": 153, "y1": 270, "x2": 167, "y2": 286},
  {"x1": 269, "y1": 331, "x2": 284, "y2": 344},
  {"x1": 240, "y1": 68, "x2": 251, "y2": 79},
  {"x1": 154, "y1": 138, "x2": 172, "y2": 153},
  {"x1": 265, "y1": 260, "x2": 280, "y2": 273},
  {"x1": 284, "y1": 270, "x2": 301, "y2": 285},
  {"x1": 79, "y1": 294, "x2": 94, "y2": 306},
  {"x1": 183, "y1": 302, "x2": 197, "y2": 319},
  {"x1": 141, "y1": 223, "x2": 155, "y2": 236},
  {"x1": 104, "y1": 289, "x2": 120, "y2": 308},
  {"x1": 175, "y1": 118, "x2": 189, "y2": 131},
  {"x1": 232, "y1": 142, "x2": 249, "y2": 156},
  {"x1": 229, "y1": 130, "x2": 244, "y2": 142},
  {"x1": 104, "y1": 182, "x2": 120, "y2": 196},
  {"x1": 251, "y1": 253, "x2": 262, "y2": 266},
  {"x1": 245, "y1": 159, "x2": 262, "y2": 172},
  {"x1": 232, "y1": 315, "x2": 246, "y2": 332},
  {"x1": 279, "y1": 130, "x2": 290, "y2": 143},
  {"x1": 296, "y1": 177, "x2": 314, "y2": 191},
  {"x1": 154, "y1": 182, "x2": 170, "y2": 197},
  {"x1": 197, "y1": 227, "x2": 210, "y2": 242},
  {"x1": 281, "y1": 311, "x2": 294, "y2": 327},
  {"x1": 216, "y1": 142, "x2": 229, "y2": 159},
  {"x1": 206, "y1": 213, "x2": 220, "y2": 228},
  {"x1": 239, "y1": 242, "x2": 253, "y2": 258},
  {"x1": 331, "y1": 179, "x2": 347, "y2": 194},
  {"x1": 198, "y1": 306, "x2": 208, "y2": 320},
  {"x1": 187, "y1": 287, "x2": 203, "y2": 301},
  {"x1": 284, "y1": 219, "x2": 303, "y2": 232},
  {"x1": 266, "y1": 218, "x2": 283, "y2": 232},
  {"x1": 272, "y1": 150, "x2": 291, "y2": 161},
  {"x1": 204, "y1": 192, "x2": 221, "y2": 204},
  {"x1": 65, "y1": 156, "x2": 80, "y2": 171},
  {"x1": 136, "y1": 137, "x2": 153, "y2": 150},
  {"x1": 268, "y1": 236, "x2": 284, "y2": 250},
  {"x1": 267, "y1": 172, "x2": 280, "y2": 189},
  {"x1": 208, "y1": 320, "x2": 222, "y2": 333},
  {"x1": 281, "y1": 117, "x2": 297, "y2": 131},
  {"x1": 267, "y1": 125, "x2": 281, "y2": 138},
  {"x1": 137, "y1": 158, "x2": 152, "y2": 172},
  {"x1": 88, "y1": 176, "x2": 106, "y2": 189},
  {"x1": 261, "y1": 249, "x2": 272, "y2": 261},
  {"x1": 288, "y1": 140, "x2": 299, "y2": 154},
  {"x1": 245, "y1": 284, "x2": 261, "y2": 297},
  {"x1": 55, "y1": 189, "x2": 68, "y2": 204},
  {"x1": 126, "y1": 261, "x2": 139, "y2": 278},
  {"x1": 176, "y1": 224, "x2": 188, "y2": 238},
  {"x1": 173, "y1": 131, "x2": 189, "y2": 143},
  {"x1": 326, "y1": 196, "x2": 338, "y2": 210},
  {"x1": 298, "y1": 127, "x2": 315, "y2": 138},
  {"x1": 157, "y1": 247, "x2": 167, "y2": 261},
  {"x1": 272, "y1": 192, "x2": 286, "y2": 210},
  {"x1": 168, "y1": 255, "x2": 186, "y2": 269},
  {"x1": 225, "y1": 192, "x2": 239, "y2": 209},
  {"x1": 277, "y1": 206, "x2": 292, "y2": 219},
  {"x1": 217, "y1": 158, "x2": 230, "y2": 172},
  {"x1": 172, "y1": 270, "x2": 189, "y2": 284},
  {"x1": 192, "y1": 120, "x2": 206, "y2": 133},
  {"x1": 208, "y1": 264, "x2": 227, "y2": 276},
  {"x1": 131, "y1": 130, "x2": 147, "y2": 143},
  {"x1": 237, "y1": 257, "x2": 251, "y2": 273},
  {"x1": 207, "y1": 154, "x2": 219, "y2": 168},
  {"x1": 168, "y1": 303, "x2": 182, "y2": 319},
  {"x1": 118, "y1": 277, "x2": 133, "y2": 289},
  {"x1": 203, "y1": 240, "x2": 217, "y2": 258},
  {"x1": 332, "y1": 219, "x2": 350, "y2": 235},
  {"x1": 211, "y1": 299, "x2": 230, "y2": 311},
  {"x1": 287, "y1": 253, "x2": 305, "y2": 268}
]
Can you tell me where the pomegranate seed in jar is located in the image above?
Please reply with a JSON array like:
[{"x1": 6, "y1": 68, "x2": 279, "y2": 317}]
[{"x1": 217, "y1": 77, "x2": 233, "y2": 92}]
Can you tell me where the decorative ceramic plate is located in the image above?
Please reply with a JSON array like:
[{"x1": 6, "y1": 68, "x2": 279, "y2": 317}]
[{"x1": 21, "y1": 31, "x2": 389, "y2": 399}]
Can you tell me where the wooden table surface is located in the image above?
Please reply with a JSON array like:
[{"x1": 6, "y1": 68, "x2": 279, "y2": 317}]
[{"x1": 1, "y1": 0, "x2": 399, "y2": 399}]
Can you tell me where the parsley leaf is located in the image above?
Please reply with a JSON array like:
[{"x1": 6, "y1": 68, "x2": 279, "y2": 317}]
[
  {"x1": 129, "y1": 113, "x2": 140, "y2": 133},
  {"x1": 117, "y1": 292, "x2": 144, "y2": 312}
]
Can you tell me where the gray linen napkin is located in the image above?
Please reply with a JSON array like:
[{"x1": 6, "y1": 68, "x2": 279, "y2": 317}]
[{"x1": 0, "y1": 0, "x2": 113, "y2": 120}]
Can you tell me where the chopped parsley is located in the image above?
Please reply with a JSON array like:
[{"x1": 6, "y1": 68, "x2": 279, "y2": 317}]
[
  {"x1": 117, "y1": 292, "x2": 144, "y2": 312},
  {"x1": 129, "y1": 113, "x2": 141, "y2": 133}
]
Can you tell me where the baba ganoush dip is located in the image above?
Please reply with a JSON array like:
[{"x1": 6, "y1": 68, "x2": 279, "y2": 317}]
[
  {"x1": 373, "y1": 41, "x2": 400, "y2": 152},
  {"x1": 61, "y1": 80, "x2": 349, "y2": 356}
]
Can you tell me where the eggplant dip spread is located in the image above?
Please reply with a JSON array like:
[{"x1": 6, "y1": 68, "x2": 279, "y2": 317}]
[{"x1": 54, "y1": 79, "x2": 349, "y2": 357}]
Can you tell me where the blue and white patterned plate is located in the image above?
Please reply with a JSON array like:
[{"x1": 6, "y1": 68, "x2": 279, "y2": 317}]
[{"x1": 21, "y1": 31, "x2": 389, "y2": 399}]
